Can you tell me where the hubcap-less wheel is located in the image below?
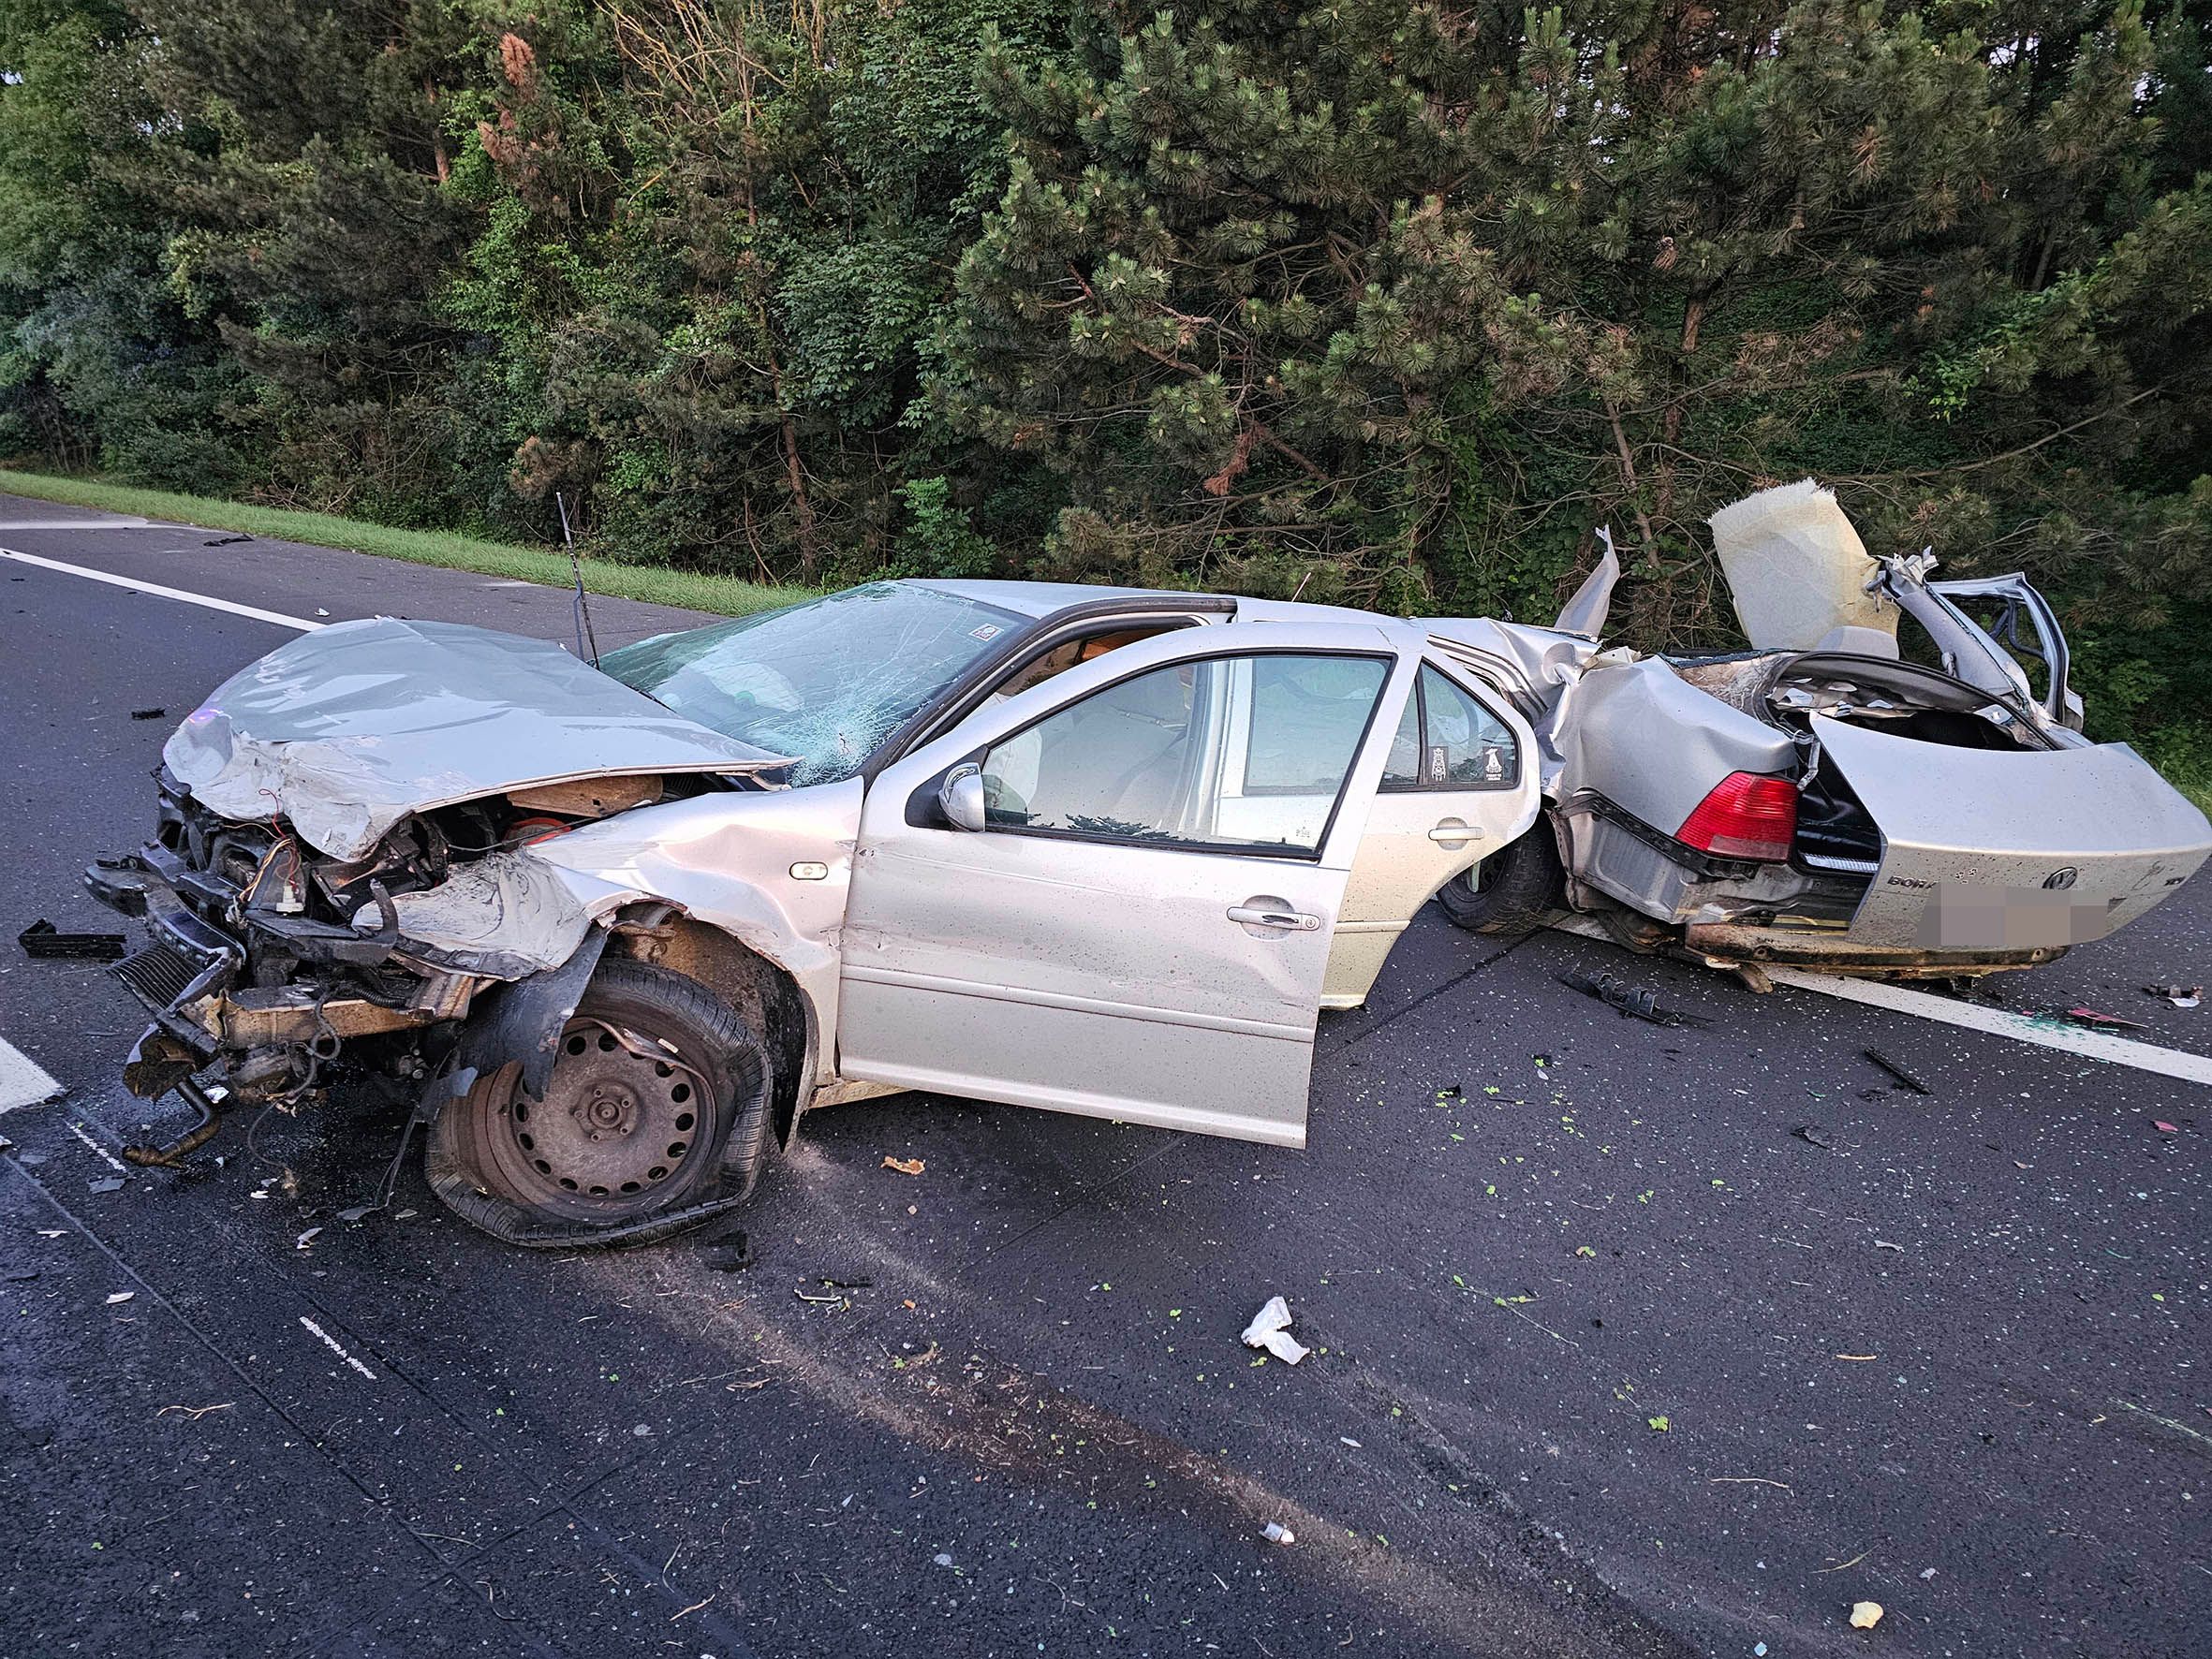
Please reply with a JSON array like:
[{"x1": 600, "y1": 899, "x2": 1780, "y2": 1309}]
[
  {"x1": 491, "y1": 1018, "x2": 712, "y2": 1218},
  {"x1": 428, "y1": 958, "x2": 774, "y2": 1243}
]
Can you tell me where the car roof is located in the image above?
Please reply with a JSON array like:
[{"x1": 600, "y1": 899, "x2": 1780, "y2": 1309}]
[
  {"x1": 906, "y1": 577, "x2": 1388, "y2": 630},
  {"x1": 907, "y1": 578, "x2": 1195, "y2": 619}
]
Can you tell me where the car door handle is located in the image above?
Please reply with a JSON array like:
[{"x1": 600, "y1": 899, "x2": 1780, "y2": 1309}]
[
  {"x1": 1428, "y1": 818, "x2": 1482, "y2": 845},
  {"x1": 1227, "y1": 905, "x2": 1320, "y2": 932}
]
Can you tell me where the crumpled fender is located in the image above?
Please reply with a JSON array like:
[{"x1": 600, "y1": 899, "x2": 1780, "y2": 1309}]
[{"x1": 428, "y1": 923, "x2": 612, "y2": 1113}]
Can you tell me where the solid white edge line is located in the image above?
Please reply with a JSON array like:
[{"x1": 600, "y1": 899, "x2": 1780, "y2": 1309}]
[
  {"x1": 0, "y1": 545, "x2": 323, "y2": 632},
  {"x1": 1764, "y1": 966, "x2": 2212, "y2": 1087},
  {"x1": 0, "y1": 1038, "x2": 63, "y2": 1114}
]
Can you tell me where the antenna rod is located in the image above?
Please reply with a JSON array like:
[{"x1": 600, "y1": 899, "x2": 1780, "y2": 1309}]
[{"x1": 556, "y1": 491, "x2": 601, "y2": 667}]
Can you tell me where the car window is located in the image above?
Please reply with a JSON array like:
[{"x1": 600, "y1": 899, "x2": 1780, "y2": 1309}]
[
  {"x1": 982, "y1": 653, "x2": 1389, "y2": 856},
  {"x1": 598, "y1": 583, "x2": 1022, "y2": 785},
  {"x1": 1380, "y1": 666, "x2": 1519, "y2": 790}
]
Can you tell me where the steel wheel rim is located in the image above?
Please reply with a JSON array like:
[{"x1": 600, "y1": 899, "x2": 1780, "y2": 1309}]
[{"x1": 494, "y1": 1017, "x2": 712, "y2": 1213}]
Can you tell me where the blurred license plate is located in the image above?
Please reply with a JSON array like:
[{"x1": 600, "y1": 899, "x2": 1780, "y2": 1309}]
[{"x1": 1920, "y1": 884, "x2": 2114, "y2": 950}]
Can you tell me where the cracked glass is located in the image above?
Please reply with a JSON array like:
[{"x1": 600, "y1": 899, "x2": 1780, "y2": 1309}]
[{"x1": 599, "y1": 583, "x2": 1025, "y2": 785}]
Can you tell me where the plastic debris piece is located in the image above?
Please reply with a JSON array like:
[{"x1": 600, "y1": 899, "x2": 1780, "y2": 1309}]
[
  {"x1": 294, "y1": 1227, "x2": 322, "y2": 1250},
  {"x1": 1339, "y1": 1436, "x2": 1361, "y2": 1447},
  {"x1": 1794, "y1": 1123, "x2": 1836, "y2": 1151},
  {"x1": 315, "y1": 608, "x2": 332, "y2": 618},
  {"x1": 2065, "y1": 1006, "x2": 2147, "y2": 1030},
  {"x1": 1873, "y1": 1239, "x2": 1904, "y2": 1252},
  {"x1": 2154, "y1": 1121, "x2": 2179, "y2": 1134},
  {"x1": 932, "y1": 1553, "x2": 953, "y2": 1568},
  {"x1": 1850, "y1": 1601, "x2": 1884, "y2": 1629},
  {"x1": 18, "y1": 919, "x2": 125, "y2": 962},
  {"x1": 704, "y1": 1233, "x2": 753, "y2": 1273},
  {"x1": 88, "y1": 1177, "x2": 124, "y2": 1195},
  {"x1": 1240, "y1": 1295, "x2": 1310, "y2": 1365},
  {"x1": 1261, "y1": 1521, "x2": 1296, "y2": 1546},
  {"x1": 129, "y1": 707, "x2": 167, "y2": 721},
  {"x1": 336, "y1": 1204, "x2": 377, "y2": 1223},
  {"x1": 1863, "y1": 1048, "x2": 1932, "y2": 1094},
  {"x1": 105, "y1": 1291, "x2": 134, "y2": 1305},
  {"x1": 1918, "y1": 1567, "x2": 1938, "y2": 1580},
  {"x1": 880, "y1": 1155, "x2": 925, "y2": 1176},
  {"x1": 2146, "y1": 983, "x2": 2203, "y2": 1008},
  {"x1": 1556, "y1": 969, "x2": 1712, "y2": 1028}
]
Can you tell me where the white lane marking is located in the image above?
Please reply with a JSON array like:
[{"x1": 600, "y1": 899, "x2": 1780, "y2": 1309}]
[
  {"x1": 0, "y1": 1038, "x2": 62, "y2": 1112},
  {"x1": 1546, "y1": 914, "x2": 2212, "y2": 1087},
  {"x1": 1765, "y1": 966, "x2": 2212, "y2": 1088},
  {"x1": 299, "y1": 1315, "x2": 378, "y2": 1380},
  {"x1": 0, "y1": 546, "x2": 323, "y2": 631},
  {"x1": 67, "y1": 1119, "x2": 127, "y2": 1171},
  {"x1": 0, "y1": 517, "x2": 167, "y2": 530}
]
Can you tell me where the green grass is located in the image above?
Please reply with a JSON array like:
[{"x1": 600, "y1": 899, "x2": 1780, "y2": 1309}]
[{"x1": 0, "y1": 469, "x2": 814, "y2": 619}]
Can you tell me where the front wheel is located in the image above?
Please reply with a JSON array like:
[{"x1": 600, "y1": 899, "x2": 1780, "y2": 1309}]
[
  {"x1": 1435, "y1": 822, "x2": 1564, "y2": 937},
  {"x1": 429, "y1": 958, "x2": 771, "y2": 1241}
]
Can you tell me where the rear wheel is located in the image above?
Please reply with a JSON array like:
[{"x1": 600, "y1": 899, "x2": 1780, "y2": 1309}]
[
  {"x1": 431, "y1": 959, "x2": 770, "y2": 1233},
  {"x1": 1436, "y1": 821, "x2": 1564, "y2": 937}
]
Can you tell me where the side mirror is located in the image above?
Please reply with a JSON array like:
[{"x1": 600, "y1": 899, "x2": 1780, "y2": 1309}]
[{"x1": 939, "y1": 763, "x2": 986, "y2": 832}]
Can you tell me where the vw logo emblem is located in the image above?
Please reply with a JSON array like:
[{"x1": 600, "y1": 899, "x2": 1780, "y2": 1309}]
[{"x1": 2041, "y1": 867, "x2": 2079, "y2": 890}]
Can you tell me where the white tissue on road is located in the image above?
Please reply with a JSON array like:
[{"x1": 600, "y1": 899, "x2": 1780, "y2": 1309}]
[{"x1": 1240, "y1": 1295, "x2": 1309, "y2": 1365}]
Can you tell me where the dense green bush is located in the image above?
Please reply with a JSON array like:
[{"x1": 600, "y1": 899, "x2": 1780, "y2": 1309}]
[{"x1": 2, "y1": 0, "x2": 2206, "y2": 773}]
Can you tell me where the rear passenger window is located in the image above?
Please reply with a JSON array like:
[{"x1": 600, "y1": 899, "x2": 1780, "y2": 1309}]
[{"x1": 1380, "y1": 667, "x2": 1518, "y2": 790}]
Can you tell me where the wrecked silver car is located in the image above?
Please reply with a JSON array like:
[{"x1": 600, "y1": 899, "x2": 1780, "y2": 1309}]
[
  {"x1": 1430, "y1": 481, "x2": 2212, "y2": 981},
  {"x1": 85, "y1": 485, "x2": 2207, "y2": 1242},
  {"x1": 90, "y1": 582, "x2": 1543, "y2": 1241}
]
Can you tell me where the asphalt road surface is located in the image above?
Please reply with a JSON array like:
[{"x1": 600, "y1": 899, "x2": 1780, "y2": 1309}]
[{"x1": 2, "y1": 498, "x2": 2205, "y2": 1659}]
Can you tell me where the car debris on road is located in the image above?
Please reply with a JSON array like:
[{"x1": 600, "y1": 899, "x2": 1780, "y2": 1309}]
[
  {"x1": 17, "y1": 918, "x2": 125, "y2": 961},
  {"x1": 78, "y1": 483, "x2": 2210, "y2": 1247},
  {"x1": 1555, "y1": 968, "x2": 1710, "y2": 1027},
  {"x1": 1240, "y1": 1296, "x2": 1310, "y2": 1364}
]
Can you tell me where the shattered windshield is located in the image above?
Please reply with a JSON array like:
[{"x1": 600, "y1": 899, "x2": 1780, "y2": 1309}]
[{"x1": 599, "y1": 583, "x2": 1025, "y2": 785}]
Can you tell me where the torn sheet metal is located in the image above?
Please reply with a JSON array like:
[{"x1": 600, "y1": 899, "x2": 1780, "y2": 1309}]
[
  {"x1": 163, "y1": 617, "x2": 791, "y2": 859},
  {"x1": 364, "y1": 851, "x2": 597, "y2": 979}
]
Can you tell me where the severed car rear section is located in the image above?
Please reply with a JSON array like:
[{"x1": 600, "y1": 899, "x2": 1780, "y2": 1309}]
[
  {"x1": 1518, "y1": 482, "x2": 2212, "y2": 976},
  {"x1": 1562, "y1": 651, "x2": 2211, "y2": 974}
]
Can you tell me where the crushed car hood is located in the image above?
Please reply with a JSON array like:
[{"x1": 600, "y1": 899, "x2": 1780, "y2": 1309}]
[{"x1": 164, "y1": 617, "x2": 792, "y2": 859}]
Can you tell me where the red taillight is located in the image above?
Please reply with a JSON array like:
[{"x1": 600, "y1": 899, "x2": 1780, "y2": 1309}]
[{"x1": 1676, "y1": 771, "x2": 1797, "y2": 861}]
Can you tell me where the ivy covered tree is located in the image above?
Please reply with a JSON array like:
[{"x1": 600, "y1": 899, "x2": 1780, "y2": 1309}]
[
  {"x1": 948, "y1": 0, "x2": 2211, "y2": 656},
  {"x1": 0, "y1": 0, "x2": 2206, "y2": 772},
  {"x1": 0, "y1": 0, "x2": 238, "y2": 481},
  {"x1": 446, "y1": 0, "x2": 1068, "y2": 574}
]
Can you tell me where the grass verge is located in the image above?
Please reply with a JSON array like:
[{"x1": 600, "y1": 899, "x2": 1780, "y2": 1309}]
[{"x1": 0, "y1": 469, "x2": 812, "y2": 618}]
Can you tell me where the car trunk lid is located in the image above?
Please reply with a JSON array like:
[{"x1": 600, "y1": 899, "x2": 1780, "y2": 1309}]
[
  {"x1": 164, "y1": 616, "x2": 793, "y2": 859},
  {"x1": 1812, "y1": 715, "x2": 2212, "y2": 951}
]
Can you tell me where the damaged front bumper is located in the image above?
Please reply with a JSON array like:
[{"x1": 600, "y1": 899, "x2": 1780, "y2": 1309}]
[{"x1": 87, "y1": 841, "x2": 481, "y2": 1106}]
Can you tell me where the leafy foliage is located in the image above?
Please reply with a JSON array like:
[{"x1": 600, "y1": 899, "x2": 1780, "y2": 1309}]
[{"x1": 0, "y1": 0, "x2": 2206, "y2": 771}]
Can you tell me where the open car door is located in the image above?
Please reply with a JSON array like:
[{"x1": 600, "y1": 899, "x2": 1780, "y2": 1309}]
[
  {"x1": 836, "y1": 622, "x2": 1414, "y2": 1146},
  {"x1": 1323, "y1": 658, "x2": 1542, "y2": 1006}
]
